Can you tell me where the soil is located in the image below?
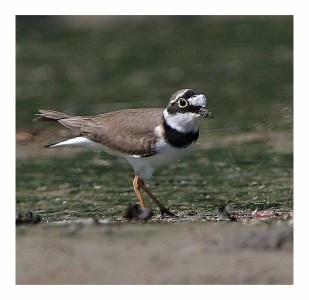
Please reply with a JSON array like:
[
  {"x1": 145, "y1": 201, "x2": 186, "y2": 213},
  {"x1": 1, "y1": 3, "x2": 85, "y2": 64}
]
[{"x1": 16, "y1": 221, "x2": 293, "y2": 285}]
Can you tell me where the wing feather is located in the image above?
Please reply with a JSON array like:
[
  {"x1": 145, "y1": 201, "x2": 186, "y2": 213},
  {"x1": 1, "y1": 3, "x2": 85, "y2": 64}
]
[{"x1": 59, "y1": 108, "x2": 164, "y2": 157}]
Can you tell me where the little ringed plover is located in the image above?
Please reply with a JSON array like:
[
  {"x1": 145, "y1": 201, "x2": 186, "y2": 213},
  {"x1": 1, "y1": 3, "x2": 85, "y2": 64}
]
[{"x1": 34, "y1": 88, "x2": 214, "y2": 217}]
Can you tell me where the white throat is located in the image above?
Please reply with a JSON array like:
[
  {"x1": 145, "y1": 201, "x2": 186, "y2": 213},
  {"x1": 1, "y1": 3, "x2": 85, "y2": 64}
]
[{"x1": 163, "y1": 109, "x2": 200, "y2": 133}]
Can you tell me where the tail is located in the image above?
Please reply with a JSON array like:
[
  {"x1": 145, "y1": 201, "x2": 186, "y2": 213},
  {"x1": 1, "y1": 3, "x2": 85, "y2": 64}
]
[
  {"x1": 34, "y1": 109, "x2": 74, "y2": 148},
  {"x1": 33, "y1": 109, "x2": 71, "y2": 122}
]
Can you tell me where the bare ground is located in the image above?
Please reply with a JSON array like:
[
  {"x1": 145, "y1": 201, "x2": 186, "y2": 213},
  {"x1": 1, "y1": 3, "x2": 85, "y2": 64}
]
[{"x1": 16, "y1": 221, "x2": 293, "y2": 285}]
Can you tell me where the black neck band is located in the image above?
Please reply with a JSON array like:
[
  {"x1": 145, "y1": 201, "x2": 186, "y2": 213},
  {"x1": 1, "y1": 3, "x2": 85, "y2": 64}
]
[{"x1": 162, "y1": 119, "x2": 199, "y2": 148}]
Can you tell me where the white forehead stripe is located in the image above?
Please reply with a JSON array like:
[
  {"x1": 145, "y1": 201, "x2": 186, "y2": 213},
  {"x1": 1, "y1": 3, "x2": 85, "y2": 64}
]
[
  {"x1": 170, "y1": 90, "x2": 185, "y2": 104},
  {"x1": 188, "y1": 95, "x2": 206, "y2": 107}
]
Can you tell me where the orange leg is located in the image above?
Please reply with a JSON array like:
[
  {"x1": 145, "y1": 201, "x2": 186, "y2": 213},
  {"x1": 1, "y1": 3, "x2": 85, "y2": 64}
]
[
  {"x1": 133, "y1": 175, "x2": 146, "y2": 208},
  {"x1": 133, "y1": 175, "x2": 175, "y2": 216}
]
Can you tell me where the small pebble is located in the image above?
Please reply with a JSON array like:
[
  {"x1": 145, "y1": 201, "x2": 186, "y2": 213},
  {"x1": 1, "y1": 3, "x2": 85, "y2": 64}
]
[
  {"x1": 16, "y1": 211, "x2": 42, "y2": 225},
  {"x1": 123, "y1": 204, "x2": 153, "y2": 221}
]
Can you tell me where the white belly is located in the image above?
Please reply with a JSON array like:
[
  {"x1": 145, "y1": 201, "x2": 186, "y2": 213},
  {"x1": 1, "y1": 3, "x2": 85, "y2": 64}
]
[{"x1": 124, "y1": 141, "x2": 194, "y2": 180}]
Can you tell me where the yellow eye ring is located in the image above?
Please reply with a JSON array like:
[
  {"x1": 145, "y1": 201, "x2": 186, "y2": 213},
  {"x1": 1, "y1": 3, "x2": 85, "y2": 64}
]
[{"x1": 178, "y1": 98, "x2": 188, "y2": 108}]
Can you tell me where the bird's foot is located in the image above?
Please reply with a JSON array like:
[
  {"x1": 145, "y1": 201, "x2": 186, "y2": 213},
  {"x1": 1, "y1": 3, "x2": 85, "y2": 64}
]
[{"x1": 160, "y1": 207, "x2": 177, "y2": 217}]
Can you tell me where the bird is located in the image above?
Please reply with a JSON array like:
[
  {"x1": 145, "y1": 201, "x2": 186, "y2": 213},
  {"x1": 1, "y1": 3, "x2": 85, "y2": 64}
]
[{"x1": 34, "y1": 88, "x2": 214, "y2": 217}]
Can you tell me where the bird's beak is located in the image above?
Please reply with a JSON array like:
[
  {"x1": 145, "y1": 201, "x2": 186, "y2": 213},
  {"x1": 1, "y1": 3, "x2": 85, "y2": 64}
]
[{"x1": 199, "y1": 107, "x2": 214, "y2": 118}]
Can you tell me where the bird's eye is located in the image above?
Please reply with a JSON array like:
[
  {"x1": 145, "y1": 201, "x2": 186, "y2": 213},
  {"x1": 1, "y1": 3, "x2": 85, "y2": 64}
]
[{"x1": 178, "y1": 98, "x2": 188, "y2": 108}]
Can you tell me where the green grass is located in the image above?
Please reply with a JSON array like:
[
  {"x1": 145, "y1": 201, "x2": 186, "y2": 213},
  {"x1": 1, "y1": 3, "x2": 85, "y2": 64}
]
[{"x1": 16, "y1": 144, "x2": 293, "y2": 222}]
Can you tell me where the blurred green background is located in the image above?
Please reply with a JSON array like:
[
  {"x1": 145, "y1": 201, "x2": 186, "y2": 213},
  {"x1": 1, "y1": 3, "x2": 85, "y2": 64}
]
[{"x1": 16, "y1": 16, "x2": 293, "y2": 222}]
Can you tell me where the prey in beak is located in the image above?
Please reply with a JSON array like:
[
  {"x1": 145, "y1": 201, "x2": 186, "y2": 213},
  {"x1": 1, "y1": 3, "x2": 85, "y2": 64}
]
[{"x1": 199, "y1": 107, "x2": 214, "y2": 119}]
